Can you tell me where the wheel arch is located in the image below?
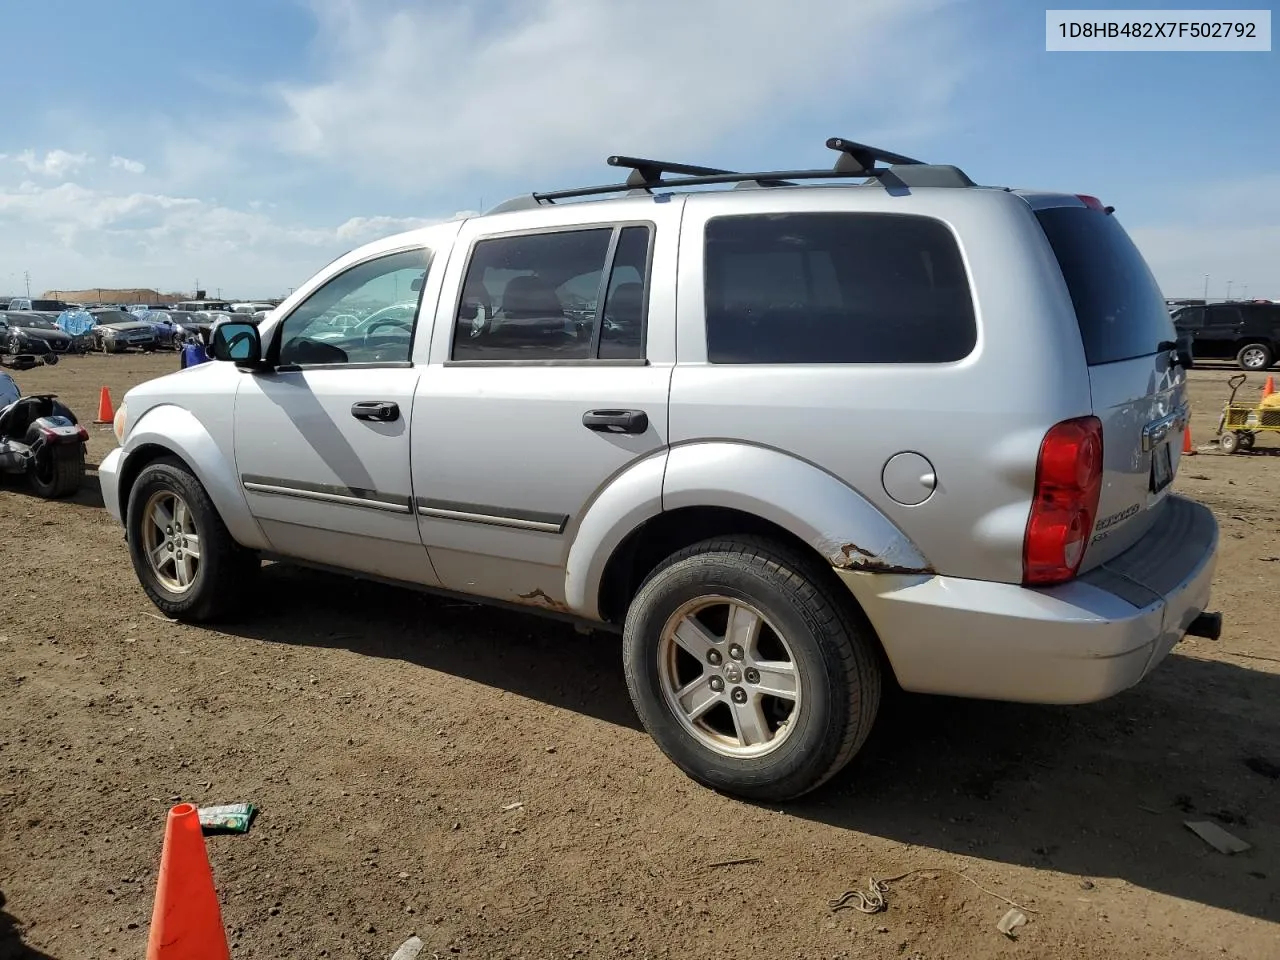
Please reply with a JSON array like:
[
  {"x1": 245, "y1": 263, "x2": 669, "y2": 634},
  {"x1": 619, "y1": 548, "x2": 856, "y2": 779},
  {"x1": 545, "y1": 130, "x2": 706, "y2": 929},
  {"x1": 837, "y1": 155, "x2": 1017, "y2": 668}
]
[
  {"x1": 118, "y1": 405, "x2": 268, "y2": 550},
  {"x1": 576, "y1": 441, "x2": 931, "y2": 625}
]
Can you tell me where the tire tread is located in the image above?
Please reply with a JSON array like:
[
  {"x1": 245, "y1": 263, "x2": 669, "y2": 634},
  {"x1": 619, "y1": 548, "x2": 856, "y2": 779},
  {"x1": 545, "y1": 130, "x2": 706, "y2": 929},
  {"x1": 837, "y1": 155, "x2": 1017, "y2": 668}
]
[
  {"x1": 625, "y1": 534, "x2": 881, "y2": 800},
  {"x1": 126, "y1": 457, "x2": 258, "y2": 622}
]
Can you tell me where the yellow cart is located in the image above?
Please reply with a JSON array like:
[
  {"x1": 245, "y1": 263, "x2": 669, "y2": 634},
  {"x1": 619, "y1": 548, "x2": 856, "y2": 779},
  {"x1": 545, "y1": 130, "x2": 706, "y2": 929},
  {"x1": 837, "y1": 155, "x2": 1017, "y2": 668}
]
[{"x1": 1216, "y1": 374, "x2": 1280, "y2": 454}]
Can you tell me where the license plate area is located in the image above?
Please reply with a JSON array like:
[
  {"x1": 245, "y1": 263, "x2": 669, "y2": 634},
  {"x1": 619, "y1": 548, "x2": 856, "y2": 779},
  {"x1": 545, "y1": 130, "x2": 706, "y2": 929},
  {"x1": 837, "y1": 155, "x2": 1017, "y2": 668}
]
[{"x1": 1150, "y1": 441, "x2": 1173, "y2": 493}]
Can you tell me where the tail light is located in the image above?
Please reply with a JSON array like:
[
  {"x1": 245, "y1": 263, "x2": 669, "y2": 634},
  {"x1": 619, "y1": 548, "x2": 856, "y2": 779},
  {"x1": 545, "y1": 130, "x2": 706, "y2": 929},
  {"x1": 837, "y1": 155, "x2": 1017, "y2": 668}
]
[
  {"x1": 1076, "y1": 194, "x2": 1115, "y2": 215},
  {"x1": 1023, "y1": 416, "x2": 1104, "y2": 586}
]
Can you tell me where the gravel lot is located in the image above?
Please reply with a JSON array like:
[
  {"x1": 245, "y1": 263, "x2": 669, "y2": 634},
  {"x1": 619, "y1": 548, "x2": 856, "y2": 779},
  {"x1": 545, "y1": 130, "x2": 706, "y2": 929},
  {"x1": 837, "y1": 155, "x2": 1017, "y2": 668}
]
[{"x1": 2, "y1": 352, "x2": 1277, "y2": 959}]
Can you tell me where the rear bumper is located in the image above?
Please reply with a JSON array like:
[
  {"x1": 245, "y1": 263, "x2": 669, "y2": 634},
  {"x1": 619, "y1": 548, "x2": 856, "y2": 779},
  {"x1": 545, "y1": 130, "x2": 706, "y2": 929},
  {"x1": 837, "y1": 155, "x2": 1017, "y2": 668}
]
[{"x1": 839, "y1": 495, "x2": 1218, "y2": 704}]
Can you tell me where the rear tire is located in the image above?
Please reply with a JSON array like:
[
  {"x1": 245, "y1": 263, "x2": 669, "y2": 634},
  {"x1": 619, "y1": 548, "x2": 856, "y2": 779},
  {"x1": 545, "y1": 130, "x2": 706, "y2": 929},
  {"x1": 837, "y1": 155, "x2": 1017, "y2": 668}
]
[
  {"x1": 622, "y1": 536, "x2": 881, "y2": 802},
  {"x1": 126, "y1": 457, "x2": 259, "y2": 621},
  {"x1": 29, "y1": 446, "x2": 84, "y2": 498},
  {"x1": 1237, "y1": 342, "x2": 1273, "y2": 371}
]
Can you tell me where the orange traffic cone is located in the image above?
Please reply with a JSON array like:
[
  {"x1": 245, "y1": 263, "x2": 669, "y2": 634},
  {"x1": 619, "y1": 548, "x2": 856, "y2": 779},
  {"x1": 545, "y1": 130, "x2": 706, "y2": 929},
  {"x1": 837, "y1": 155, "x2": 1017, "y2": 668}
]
[
  {"x1": 1183, "y1": 425, "x2": 1195, "y2": 456},
  {"x1": 145, "y1": 804, "x2": 230, "y2": 960},
  {"x1": 93, "y1": 386, "x2": 115, "y2": 424},
  {"x1": 1263, "y1": 375, "x2": 1275, "y2": 399}
]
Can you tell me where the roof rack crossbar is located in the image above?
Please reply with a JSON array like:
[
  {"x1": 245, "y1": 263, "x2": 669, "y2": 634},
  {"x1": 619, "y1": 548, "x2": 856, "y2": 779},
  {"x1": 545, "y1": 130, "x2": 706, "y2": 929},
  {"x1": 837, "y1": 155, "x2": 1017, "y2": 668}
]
[
  {"x1": 606, "y1": 155, "x2": 737, "y2": 188},
  {"x1": 826, "y1": 137, "x2": 925, "y2": 174}
]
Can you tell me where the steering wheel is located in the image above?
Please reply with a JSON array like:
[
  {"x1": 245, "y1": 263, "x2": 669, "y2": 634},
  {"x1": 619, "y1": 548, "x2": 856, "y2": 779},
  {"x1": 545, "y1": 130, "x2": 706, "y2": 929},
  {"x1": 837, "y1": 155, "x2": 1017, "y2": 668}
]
[{"x1": 362, "y1": 317, "x2": 413, "y2": 347}]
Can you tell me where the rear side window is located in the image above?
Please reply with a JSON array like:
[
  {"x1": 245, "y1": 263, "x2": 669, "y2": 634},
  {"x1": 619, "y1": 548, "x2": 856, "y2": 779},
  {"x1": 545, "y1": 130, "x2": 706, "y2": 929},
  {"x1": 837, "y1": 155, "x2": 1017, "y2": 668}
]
[
  {"x1": 703, "y1": 213, "x2": 976, "y2": 364},
  {"x1": 1035, "y1": 206, "x2": 1175, "y2": 365}
]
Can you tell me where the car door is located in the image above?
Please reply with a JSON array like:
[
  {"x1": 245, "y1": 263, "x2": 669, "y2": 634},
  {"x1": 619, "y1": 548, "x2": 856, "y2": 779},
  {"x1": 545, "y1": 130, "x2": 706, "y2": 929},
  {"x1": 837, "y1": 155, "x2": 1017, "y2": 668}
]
[
  {"x1": 232, "y1": 242, "x2": 446, "y2": 585},
  {"x1": 1198, "y1": 305, "x2": 1244, "y2": 360},
  {"x1": 1173, "y1": 306, "x2": 1206, "y2": 359},
  {"x1": 412, "y1": 202, "x2": 679, "y2": 609}
]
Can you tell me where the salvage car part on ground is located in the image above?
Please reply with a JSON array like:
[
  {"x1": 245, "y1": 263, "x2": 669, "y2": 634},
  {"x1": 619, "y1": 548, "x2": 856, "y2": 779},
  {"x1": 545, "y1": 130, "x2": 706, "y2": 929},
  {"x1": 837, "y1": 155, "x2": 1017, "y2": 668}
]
[{"x1": 0, "y1": 375, "x2": 88, "y2": 498}]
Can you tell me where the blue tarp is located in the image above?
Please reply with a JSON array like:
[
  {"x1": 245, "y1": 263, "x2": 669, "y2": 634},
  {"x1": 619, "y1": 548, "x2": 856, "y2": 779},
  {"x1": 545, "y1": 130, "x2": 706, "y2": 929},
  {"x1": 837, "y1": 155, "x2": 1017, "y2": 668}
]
[{"x1": 55, "y1": 309, "x2": 95, "y2": 337}]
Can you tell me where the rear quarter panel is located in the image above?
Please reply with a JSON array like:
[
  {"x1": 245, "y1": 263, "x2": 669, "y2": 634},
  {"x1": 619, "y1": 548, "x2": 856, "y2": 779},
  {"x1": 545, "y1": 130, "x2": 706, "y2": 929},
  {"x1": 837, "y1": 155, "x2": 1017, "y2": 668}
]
[{"x1": 670, "y1": 187, "x2": 1093, "y2": 583}]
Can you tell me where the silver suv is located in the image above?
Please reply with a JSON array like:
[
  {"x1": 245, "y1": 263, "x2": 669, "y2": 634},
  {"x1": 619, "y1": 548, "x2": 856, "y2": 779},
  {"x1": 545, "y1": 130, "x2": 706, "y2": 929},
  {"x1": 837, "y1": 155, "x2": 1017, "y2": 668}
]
[{"x1": 100, "y1": 140, "x2": 1221, "y2": 801}]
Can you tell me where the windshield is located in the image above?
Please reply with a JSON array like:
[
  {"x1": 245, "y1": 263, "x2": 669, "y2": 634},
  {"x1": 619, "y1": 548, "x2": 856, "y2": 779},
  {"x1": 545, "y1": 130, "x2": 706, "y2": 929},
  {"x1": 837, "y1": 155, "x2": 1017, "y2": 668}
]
[{"x1": 14, "y1": 315, "x2": 57, "y2": 329}]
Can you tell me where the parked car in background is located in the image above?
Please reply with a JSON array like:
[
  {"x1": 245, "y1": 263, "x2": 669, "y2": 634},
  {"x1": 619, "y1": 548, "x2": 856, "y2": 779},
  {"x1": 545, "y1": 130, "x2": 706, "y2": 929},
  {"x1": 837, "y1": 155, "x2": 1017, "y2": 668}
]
[
  {"x1": 90, "y1": 311, "x2": 159, "y2": 353},
  {"x1": 173, "y1": 300, "x2": 232, "y2": 313},
  {"x1": 99, "y1": 141, "x2": 1221, "y2": 801},
  {"x1": 1, "y1": 311, "x2": 74, "y2": 355},
  {"x1": 1172, "y1": 301, "x2": 1280, "y2": 370},
  {"x1": 121, "y1": 309, "x2": 181, "y2": 348},
  {"x1": 138, "y1": 310, "x2": 210, "y2": 350},
  {"x1": 231, "y1": 302, "x2": 276, "y2": 315},
  {"x1": 6, "y1": 298, "x2": 71, "y2": 313}
]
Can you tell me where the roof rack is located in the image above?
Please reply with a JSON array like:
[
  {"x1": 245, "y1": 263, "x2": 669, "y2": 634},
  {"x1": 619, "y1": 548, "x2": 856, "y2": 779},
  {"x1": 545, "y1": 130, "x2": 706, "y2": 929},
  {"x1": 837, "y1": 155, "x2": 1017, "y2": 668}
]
[{"x1": 484, "y1": 137, "x2": 974, "y2": 214}]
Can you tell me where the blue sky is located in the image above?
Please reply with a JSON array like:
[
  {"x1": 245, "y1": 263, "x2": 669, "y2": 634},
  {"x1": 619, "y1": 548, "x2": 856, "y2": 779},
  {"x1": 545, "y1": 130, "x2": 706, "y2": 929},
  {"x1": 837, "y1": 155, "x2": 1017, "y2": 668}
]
[{"x1": 0, "y1": 0, "x2": 1275, "y2": 298}]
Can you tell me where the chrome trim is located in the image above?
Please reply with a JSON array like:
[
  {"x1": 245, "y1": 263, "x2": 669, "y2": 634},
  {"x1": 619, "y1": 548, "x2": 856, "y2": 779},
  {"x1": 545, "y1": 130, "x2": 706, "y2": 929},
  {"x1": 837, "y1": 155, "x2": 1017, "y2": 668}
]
[
  {"x1": 1142, "y1": 404, "x2": 1190, "y2": 452},
  {"x1": 241, "y1": 474, "x2": 412, "y2": 514},
  {"x1": 415, "y1": 497, "x2": 567, "y2": 534}
]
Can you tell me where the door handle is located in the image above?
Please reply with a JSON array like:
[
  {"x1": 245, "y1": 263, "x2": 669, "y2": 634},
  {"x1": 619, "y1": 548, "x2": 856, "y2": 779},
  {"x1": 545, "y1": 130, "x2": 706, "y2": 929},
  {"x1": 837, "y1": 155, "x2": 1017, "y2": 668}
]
[
  {"x1": 351, "y1": 400, "x2": 400, "y2": 422},
  {"x1": 582, "y1": 409, "x2": 648, "y2": 434}
]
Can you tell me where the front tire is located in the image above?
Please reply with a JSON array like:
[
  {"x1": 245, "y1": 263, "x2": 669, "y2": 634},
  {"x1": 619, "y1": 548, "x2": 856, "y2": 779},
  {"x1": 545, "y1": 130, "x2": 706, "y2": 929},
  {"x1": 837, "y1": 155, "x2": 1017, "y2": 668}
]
[
  {"x1": 126, "y1": 458, "x2": 259, "y2": 621},
  {"x1": 622, "y1": 536, "x2": 881, "y2": 802},
  {"x1": 1221, "y1": 431, "x2": 1241, "y2": 454}
]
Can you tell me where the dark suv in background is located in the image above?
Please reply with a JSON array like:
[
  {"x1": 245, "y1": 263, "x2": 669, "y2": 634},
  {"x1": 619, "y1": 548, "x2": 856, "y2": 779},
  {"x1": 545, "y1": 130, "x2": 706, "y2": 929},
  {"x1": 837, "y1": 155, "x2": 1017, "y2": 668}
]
[{"x1": 1173, "y1": 301, "x2": 1280, "y2": 370}]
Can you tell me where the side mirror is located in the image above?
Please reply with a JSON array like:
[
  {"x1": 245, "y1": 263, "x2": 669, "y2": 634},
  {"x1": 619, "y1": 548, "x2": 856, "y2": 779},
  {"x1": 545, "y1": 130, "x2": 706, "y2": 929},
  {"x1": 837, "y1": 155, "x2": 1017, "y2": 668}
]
[
  {"x1": 211, "y1": 321, "x2": 262, "y2": 364},
  {"x1": 410, "y1": 275, "x2": 424, "y2": 292}
]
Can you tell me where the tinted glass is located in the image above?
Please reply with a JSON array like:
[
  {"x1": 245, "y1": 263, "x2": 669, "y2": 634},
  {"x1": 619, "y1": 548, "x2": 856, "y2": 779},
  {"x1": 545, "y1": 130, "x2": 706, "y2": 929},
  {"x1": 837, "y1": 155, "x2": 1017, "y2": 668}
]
[
  {"x1": 15, "y1": 315, "x2": 56, "y2": 329},
  {"x1": 1207, "y1": 306, "x2": 1243, "y2": 325},
  {"x1": 703, "y1": 213, "x2": 976, "y2": 364},
  {"x1": 1173, "y1": 307, "x2": 1204, "y2": 330},
  {"x1": 1035, "y1": 206, "x2": 1175, "y2": 365},
  {"x1": 599, "y1": 226, "x2": 650, "y2": 360},
  {"x1": 451, "y1": 228, "x2": 613, "y2": 361}
]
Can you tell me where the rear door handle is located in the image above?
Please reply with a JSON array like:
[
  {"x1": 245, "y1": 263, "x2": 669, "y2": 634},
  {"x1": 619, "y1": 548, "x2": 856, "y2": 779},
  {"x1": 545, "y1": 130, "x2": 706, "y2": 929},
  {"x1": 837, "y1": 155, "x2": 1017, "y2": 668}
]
[
  {"x1": 351, "y1": 400, "x2": 400, "y2": 422},
  {"x1": 582, "y1": 409, "x2": 648, "y2": 434}
]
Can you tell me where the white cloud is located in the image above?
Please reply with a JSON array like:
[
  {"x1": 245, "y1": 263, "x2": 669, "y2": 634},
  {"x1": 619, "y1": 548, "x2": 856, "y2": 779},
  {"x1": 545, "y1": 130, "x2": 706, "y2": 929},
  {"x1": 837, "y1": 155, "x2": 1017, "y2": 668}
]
[
  {"x1": 11, "y1": 149, "x2": 93, "y2": 177},
  {"x1": 0, "y1": 179, "x2": 448, "y2": 296},
  {"x1": 274, "y1": 0, "x2": 962, "y2": 189},
  {"x1": 335, "y1": 215, "x2": 439, "y2": 243},
  {"x1": 1129, "y1": 175, "x2": 1280, "y2": 299},
  {"x1": 109, "y1": 155, "x2": 147, "y2": 174}
]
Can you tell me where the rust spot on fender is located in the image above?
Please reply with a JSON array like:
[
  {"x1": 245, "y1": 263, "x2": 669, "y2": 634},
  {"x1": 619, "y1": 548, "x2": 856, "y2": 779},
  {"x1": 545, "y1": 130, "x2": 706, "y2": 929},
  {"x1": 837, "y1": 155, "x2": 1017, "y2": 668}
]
[
  {"x1": 832, "y1": 542, "x2": 934, "y2": 576},
  {"x1": 516, "y1": 588, "x2": 571, "y2": 613}
]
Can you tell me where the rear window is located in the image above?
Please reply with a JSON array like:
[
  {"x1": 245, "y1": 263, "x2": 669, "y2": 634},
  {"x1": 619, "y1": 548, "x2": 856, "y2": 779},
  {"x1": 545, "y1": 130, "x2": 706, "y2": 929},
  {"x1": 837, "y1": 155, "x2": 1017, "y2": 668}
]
[
  {"x1": 703, "y1": 212, "x2": 976, "y2": 364},
  {"x1": 1035, "y1": 206, "x2": 1175, "y2": 365}
]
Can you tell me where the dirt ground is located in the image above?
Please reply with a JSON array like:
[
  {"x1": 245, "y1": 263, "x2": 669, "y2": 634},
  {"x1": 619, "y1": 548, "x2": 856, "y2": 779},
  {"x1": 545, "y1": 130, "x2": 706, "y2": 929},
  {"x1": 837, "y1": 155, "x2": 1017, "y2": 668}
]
[{"x1": 1, "y1": 352, "x2": 1277, "y2": 960}]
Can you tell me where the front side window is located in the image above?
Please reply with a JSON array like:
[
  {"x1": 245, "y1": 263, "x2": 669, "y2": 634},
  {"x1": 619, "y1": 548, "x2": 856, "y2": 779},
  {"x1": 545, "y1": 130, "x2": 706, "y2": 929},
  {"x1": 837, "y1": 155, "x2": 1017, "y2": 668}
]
[
  {"x1": 703, "y1": 213, "x2": 976, "y2": 364},
  {"x1": 276, "y1": 248, "x2": 430, "y2": 366},
  {"x1": 451, "y1": 224, "x2": 652, "y2": 362}
]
